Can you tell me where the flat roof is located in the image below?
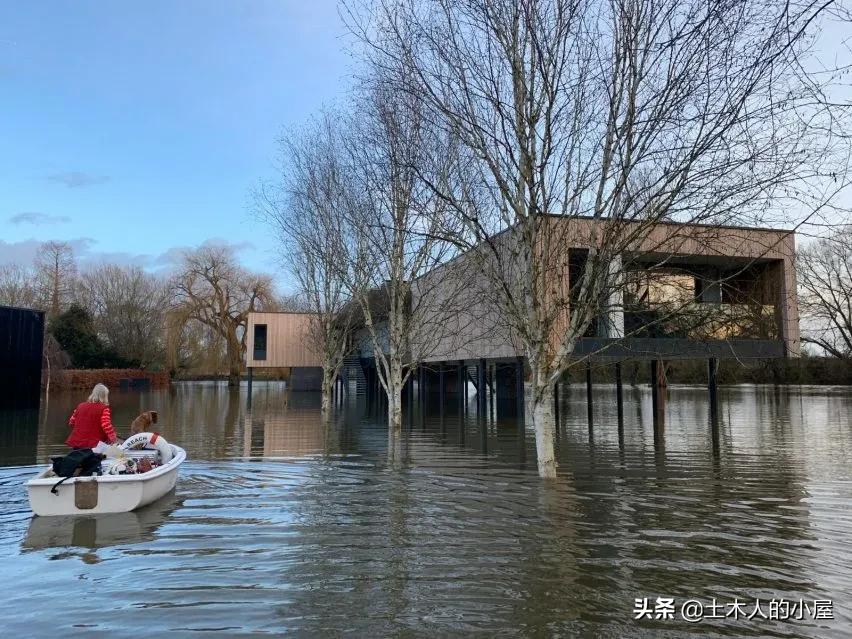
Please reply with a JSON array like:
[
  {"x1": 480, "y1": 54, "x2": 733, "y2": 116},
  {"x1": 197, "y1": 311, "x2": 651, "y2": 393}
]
[
  {"x1": 247, "y1": 311, "x2": 317, "y2": 316},
  {"x1": 543, "y1": 213, "x2": 795, "y2": 235}
]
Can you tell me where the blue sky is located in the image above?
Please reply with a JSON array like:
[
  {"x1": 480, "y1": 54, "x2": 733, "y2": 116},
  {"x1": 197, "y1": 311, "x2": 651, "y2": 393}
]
[
  {"x1": 2, "y1": 2, "x2": 849, "y2": 282},
  {"x1": 0, "y1": 1, "x2": 352, "y2": 278}
]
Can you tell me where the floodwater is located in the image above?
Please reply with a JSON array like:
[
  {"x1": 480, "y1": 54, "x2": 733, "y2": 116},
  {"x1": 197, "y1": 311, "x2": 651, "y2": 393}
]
[{"x1": 1, "y1": 381, "x2": 851, "y2": 637}]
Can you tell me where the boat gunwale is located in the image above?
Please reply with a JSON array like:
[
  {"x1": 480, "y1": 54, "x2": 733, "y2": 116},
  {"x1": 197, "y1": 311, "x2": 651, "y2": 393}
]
[{"x1": 25, "y1": 445, "x2": 186, "y2": 487}]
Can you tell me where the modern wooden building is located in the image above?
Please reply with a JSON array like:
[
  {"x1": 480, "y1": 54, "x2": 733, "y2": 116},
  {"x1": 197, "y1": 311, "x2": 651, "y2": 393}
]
[
  {"x1": 412, "y1": 218, "x2": 799, "y2": 363},
  {"x1": 245, "y1": 312, "x2": 323, "y2": 391},
  {"x1": 248, "y1": 218, "x2": 799, "y2": 419}
]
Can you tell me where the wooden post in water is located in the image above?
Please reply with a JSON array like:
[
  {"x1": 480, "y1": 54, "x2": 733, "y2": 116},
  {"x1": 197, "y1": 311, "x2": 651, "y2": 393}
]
[
  {"x1": 516, "y1": 356, "x2": 525, "y2": 426},
  {"x1": 586, "y1": 361, "x2": 594, "y2": 431},
  {"x1": 710, "y1": 357, "x2": 721, "y2": 456},
  {"x1": 419, "y1": 365, "x2": 426, "y2": 416},
  {"x1": 474, "y1": 361, "x2": 480, "y2": 417},
  {"x1": 439, "y1": 363, "x2": 445, "y2": 419},
  {"x1": 554, "y1": 379, "x2": 560, "y2": 426},
  {"x1": 615, "y1": 362, "x2": 624, "y2": 432},
  {"x1": 457, "y1": 360, "x2": 465, "y2": 415},
  {"x1": 406, "y1": 368, "x2": 413, "y2": 426},
  {"x1": 246, "y1": 367, "x2": 253, "y2": 409},
  {"x1": 464, "y1": 364, "x2": 469, "y2": 410},
  {"x1": 708, "y1": 357, "x2": 719, "y2": 426},
  {"x1": 376, "y1": 367, "x2": 383, "y2": 417},
  {"x1": 651, "y1": 359, "x2": 666, "y2": 431},
  {"x1": 478, "y1": 358, "x2": 487, "y2": 417},
  {"x1": 650, "y1": 360, "x2": 658, "y2": 427},
  {"x1": 489, "y1": 363, "x2": 495, "y2": 422}
]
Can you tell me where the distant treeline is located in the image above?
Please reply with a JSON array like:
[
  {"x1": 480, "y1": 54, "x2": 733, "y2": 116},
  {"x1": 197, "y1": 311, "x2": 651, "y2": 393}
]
[{"x1": 1, "y1": 240, "x2": 297, "y2": 385}]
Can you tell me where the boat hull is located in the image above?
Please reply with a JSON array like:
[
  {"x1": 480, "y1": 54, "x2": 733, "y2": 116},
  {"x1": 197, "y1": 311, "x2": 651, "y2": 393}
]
[{"x1": 26, "y1": 445, "x2": 186, "y2": 516}]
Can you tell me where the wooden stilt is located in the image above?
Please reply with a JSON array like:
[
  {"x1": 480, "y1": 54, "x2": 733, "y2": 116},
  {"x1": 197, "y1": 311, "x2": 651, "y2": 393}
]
[
  {"x1": 247, "y1": 367, "x2": 253, "y2": 409},
  {"x1": 419, "y1": 365, "x2": 426, "y2": 415},
  {"x1": 406, "y1": 369, "x2": 413, "y2": 427},
  {"x1": 478, "y1": 358, "x2": 487, "y2": 417},
  {"x1": 709, "y1": 357, "x2": 719, "y2": 426},
  {"x1": 554, "y1": 379, "x2": 560, "y2": 425},
  {"x1": 439, "y1": 364, "x2": 445, "y2": 419},
  {"x1": 516, "y1": 356, "x2": 525, "y2": 426},
  {"x1": 615, "y1": 362, "x2": 624, "y2": 430},
  {"x1": 586, "y1": 361, "x2": 593, "y2": 430},
  {"x1": 458, "y1": 360, "x2": 465, "y2": 415},
  {"x1": 651, "y1": 359, "x2": 666, "y2": 431},
  {"x1": 464, "y1": 364, "x2": 469, "y2": 410},
  {"x1": 489, "y1": 364, "x2": 495, "y2": 422},
  {"x1": 650, "y1": 360, "x2": 658, "y2": 426}
]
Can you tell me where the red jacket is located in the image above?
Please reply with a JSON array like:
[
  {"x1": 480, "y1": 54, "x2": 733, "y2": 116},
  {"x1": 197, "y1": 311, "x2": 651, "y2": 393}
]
[{"x1": 66, "y1": 401, "x2": 117, "y2": 448}]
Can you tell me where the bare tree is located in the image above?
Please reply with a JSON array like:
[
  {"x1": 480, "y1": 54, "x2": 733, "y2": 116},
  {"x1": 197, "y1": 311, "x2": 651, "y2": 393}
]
[
  {"x1": 349, "y1": 0, "x2": 850, "y2": 476},
  {"x1": 798, "y1": 229, "x2": 852, "y2": 358},
  {"x1": 164, "y1": 310, "x2": 226, "y2": 376},
  {"x1": 343, "y1": 74, "x2": 469, "y2": 434},
  {"x1": 42, "y1": 332, "x2": 71, "y2": 396},
  {"x1": 171, "y1": 246, "x2": 276, "y2": 386},
  {"x1": 77, "y1": 264, "x2": 169, "y2": 367},
  {"x1": 257, "y1": 111, "x2": 357, "y2": 419},
  {"x1": 34, "y1": 241, "x2": 77, "y2": 318},
  {"x1": 0, "y1": 264, "x2": 40, "y2": 309}
]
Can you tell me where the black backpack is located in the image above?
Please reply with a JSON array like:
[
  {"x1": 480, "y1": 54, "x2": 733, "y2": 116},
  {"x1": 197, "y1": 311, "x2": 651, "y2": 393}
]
[{"x1": 49, "y1": 450, "x2": 105, "y2": 494}]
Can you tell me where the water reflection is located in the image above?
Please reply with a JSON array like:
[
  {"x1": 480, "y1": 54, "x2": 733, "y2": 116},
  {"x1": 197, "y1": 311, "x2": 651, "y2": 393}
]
[
  {"x1": 0, "y1": 408, "x2": 39, "y2": 466},
  {"x1": 0, "y1": 382, "x2": 850, "y2": 636},
  {"x1": 23, "y1": 491, "x2": 182, "y2": 555}
]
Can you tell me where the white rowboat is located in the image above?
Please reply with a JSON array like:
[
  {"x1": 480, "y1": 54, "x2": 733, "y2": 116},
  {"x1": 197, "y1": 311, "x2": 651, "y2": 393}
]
[{"x1": 26, "y1": 434, "x2": 186, "y2": 517}]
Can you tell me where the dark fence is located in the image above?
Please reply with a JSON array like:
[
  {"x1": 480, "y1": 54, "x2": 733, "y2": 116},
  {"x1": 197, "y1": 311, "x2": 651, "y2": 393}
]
[
  {"x1": 0, "y1": 306, "x2": 45, "y2": 409},
  {"x1": 51, "y1": 369, "x2": 170, "y2": 391}
]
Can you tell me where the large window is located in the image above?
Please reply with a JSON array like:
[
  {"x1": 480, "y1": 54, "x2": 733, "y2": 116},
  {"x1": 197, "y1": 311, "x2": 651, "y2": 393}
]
[
  {"x1": 623, "y1": 266, "x2": 778, "y2": 339},
  {"x1": 253, "y1": 324, "x2": 267, "y2": 361}
]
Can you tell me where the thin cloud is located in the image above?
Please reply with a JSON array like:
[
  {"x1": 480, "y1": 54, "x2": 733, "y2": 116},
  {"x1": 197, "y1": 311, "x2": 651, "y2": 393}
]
[
  {"x1": 0, "y1": 238, "x2": 95, "y2": 267},
  {"x1": 8, "y1": 211, "x2": 71, "y2": 226},
  {"x1": 46, "y1": 171, "x2": 110, "y2": 188},
  {"x1": 0, "y1": 237, "x2": 260, "y2": 274},
  {"x1": 153, "y1": 238, "x2": 257, "y2": 268}
]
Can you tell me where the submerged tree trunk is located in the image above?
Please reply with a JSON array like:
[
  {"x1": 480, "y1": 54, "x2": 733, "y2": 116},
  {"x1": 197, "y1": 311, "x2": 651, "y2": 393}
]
[
  {"x1": 529, "y1": 375, "x2": 557, "y2": 479},
  {"x1": 387, "y1": 428, "x2": 405, "y2": 468},
  {"x1": 378, "y1": 343, "x2": 406, "y2": 434},
  {"x1": 226, "y1": 328, "x2": 242, "y2": 387},
  {"x1": 320, "y1": 364, "x2": 335, "y2": 421},
  {"x1": 386, "y1": 361, "x2": 404, "y2": 434}
]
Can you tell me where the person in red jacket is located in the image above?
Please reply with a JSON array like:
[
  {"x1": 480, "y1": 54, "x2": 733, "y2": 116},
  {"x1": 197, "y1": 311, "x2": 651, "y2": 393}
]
[{"x1": 66, "y1": 383, "x2": 121, "y2": 449}]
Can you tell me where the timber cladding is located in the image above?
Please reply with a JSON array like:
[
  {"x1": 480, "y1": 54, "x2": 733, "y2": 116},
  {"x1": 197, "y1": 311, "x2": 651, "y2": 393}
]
[
  {"x1": 246, "y1": 312, "x2": 321, "y2": 368},
  {"x1": 411, "y1": 218, "x2": 800, "y2": 361}
]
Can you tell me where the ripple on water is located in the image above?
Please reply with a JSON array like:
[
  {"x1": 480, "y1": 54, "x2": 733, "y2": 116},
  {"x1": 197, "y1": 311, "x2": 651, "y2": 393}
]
[{"x1": 0, "y1": 384, "x2": 851, "y2": 637}]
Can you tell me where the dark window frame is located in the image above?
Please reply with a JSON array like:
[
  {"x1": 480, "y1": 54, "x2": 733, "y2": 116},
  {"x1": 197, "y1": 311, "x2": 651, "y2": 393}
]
[{"x1": 253, "y1": 324, "x2": 267, "y2": 361}]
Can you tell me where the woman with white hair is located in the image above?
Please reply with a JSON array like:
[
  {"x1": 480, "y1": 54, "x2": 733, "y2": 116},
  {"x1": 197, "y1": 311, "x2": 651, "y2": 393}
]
[{"x1": 66, "y1": 383, "x2": 119, "y2": 449}]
